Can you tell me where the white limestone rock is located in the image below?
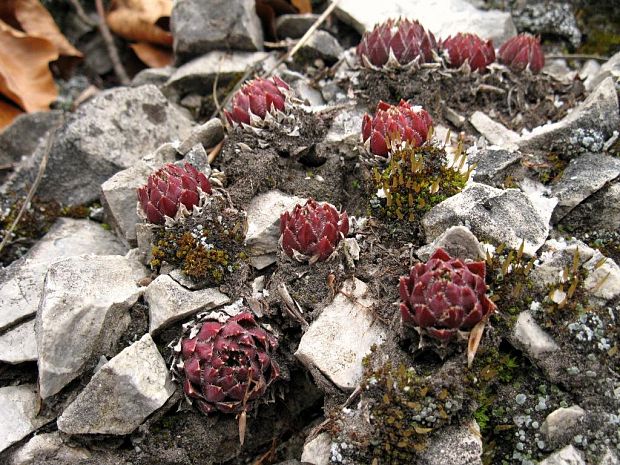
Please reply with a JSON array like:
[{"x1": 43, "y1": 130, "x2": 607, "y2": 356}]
[
  {"x1": 512, "y1": 311, "x2": 560, "y2": 359},
  {"x1": 301, "y1": 432, "x2": 332, "y2": 465},
  {"x1": 57, "y1": 334, "x2": 175, "y2": 435},
  {"x1": 0, "y1": 319, "x2": 37, "y2": 364},
  {"x1": 0, "y1": 385, "x2": 52, "y2": 453},
  {"x1": 295, "y1": 279, "x2": 387, "y2": 390}
]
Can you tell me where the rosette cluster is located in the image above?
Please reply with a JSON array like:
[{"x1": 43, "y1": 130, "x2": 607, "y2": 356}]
[
  {"x1": 137, "y1": 162, "x2": 212, "y2": 225},
  {"x1": 498, "y1": 33, "x2": 545, "y2": 73},
  {"x1": 399, "y1": 248, "x2": 496, "y2": 343},
  {"x1": 362, "y1": 100, "x2": 433, "y2": 156},
  {"x1": 179, "y1": 312, "x2": 280, "y2": 414},
  {"x1": 225, "y1": 76, "x2": 290, "y2": 126},
  {"x1": 440, "y1": 32, "x2": 495, "y2": 72},
  {"x1": 280, "y1": 199, "x2": 349, "y2": 263},
  {"x1": 356, "y1": 18, "x2": 438, "y2": 68}
]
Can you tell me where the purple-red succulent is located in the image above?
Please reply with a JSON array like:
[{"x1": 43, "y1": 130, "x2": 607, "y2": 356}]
[
  {"x1": 180, "y1": 312, "x2": 280, "y2": 415},
  {"x1": 137, "y1": 163, "x2": 212, "y2": 225},
  {"x1": 498, "y1": 33, "x2": 545, "y2": 73},
  {"x1": 280, "y1": 199, "x2": 349, "y2": 263},
  {"x1": 356, "y1": 18, "x2": 438, "y2": 68},
  {"x1": 440, "y1": 32, "x2": 495, "y2": 72},
  {"x1": 224, "y1": 76, "x2": 290, "y2": 126},
  {"x1": 362, "y1": 100, "x2": 433, "y2": 156},
  {"x1": 399, "y1": 248, "x2": 496, "y2": 343}
]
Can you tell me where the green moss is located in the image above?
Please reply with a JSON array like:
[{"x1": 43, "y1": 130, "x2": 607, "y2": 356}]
[{"x1": 371, "y1": 143, "x2": 468, "y2": 223}]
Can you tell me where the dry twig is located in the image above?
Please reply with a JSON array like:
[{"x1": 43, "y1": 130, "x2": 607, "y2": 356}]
[
  {"x1": 68, "y1": 0, "x2": 97, "y2": 27},
  {"x1": 95, "y1": 0, "x2": 130, "y2": 85}
]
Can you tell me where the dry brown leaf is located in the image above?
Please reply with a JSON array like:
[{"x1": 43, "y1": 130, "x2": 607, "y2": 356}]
[
  {"x1": 0, "y1": 21, "x2": 58, "y2": 112},
  {"x1": 130, "y1": 42, "x2": 173, "y2": 68},
  {"x1": 0, "y1": 0, "x2": 82, "y2": 58},
  {"x1": 291, "y1": 0, "x2": 312, "y2": 13},
  {"x1": 0, "y1": 98, "x2": 24, "y2": 131},
  {"x1": 107, "y1": 0, "x2": 173, "y2": 47},
  {"x1": 467, "y1": 318, "x2": 487, "y2": 368}
]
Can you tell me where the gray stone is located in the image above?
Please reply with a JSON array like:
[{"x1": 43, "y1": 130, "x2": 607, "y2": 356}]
[
  {"x1": 422, "y1": 183, "x2": 550, "y2": 256},
  {"x1": 246, "y1": 190, "x2": 303, "y2": 269},
  {"x1": 583, "y1": 252, "x2": 620, "y2": 303},
  {"x1": 584, "y1": 51, "x2": 620, "y2": 92},
  {"x1": 301, "y1": 432, "x2": 331, "y2": 465},
  {"x1": 144, "y1": 274, "x2": 230, "y2": 334},
  {"x1": 518, "y1": 78, "x2": 619, "y2": 157},
  {"x1": 37, "y1": 254, "x2": 146, "y2": 399},
  {"x1": 417, "y1": 421, "x2": 483, "y2": 465},
  {"x1": 297, "y1": 30, "x2": 344, "y2": 65},
  {"x1": 0, "y1": 110, "x2": 63, "y2": 174},
  {"x1": 0, "y1": 385, "x2": 52, "y2": 453},
  {"x1": 57, "y1": 334, "x2": 175, "y2": 435},
  {"x1": 470, "y1": 111, "x2": 519, "y2": 149},
  {"x1": 512, "y1": 2, "x2": 581, "y2": 48},
  {"x1": 539, "y1": 445, "x2": 586, "y2": 465},
  {"x1": 10, "y1": 432, "x2": 91, "y2": 465},
  {"x1": 0, "y1": 259, "x2": 49, "y2": 331},
  {"x1": 4, "y1": 86, "x2": 192, "y2": 206},
  {"x1": 26, "y1": 218, "x2": 126, "y2": 262},
  {"x1": 292, "y1": 80, "x2": 325, "y2": 107},
  {"x1": 324, "y1": 105, "x2": 367, "y2": 144},
  {"x1": 164, "y1": 51, "x2": 274, "y2": 97},
  {"x1": 136, "y1": 223, "x2": 157, "y2": 265},
  {"x1": 512, "y1": 311, "x2": 560, "y2": 359},
  {"x1": 599, "y1": 448, "x2": 620, "y2": 465},
  {"x1": 417, "y1": 225, "x2": 485, "y2": 261},
  {"x1": 0, "y1": 319, "x2": 37, "y2": 364},
  {"x1": 178, "y1": 118, "x2": 225, "y2": 154},
  {"x1": 469, "y1": 148, "x2": 524, "y2": 186},
  {"x1": 172, "y1": 0, "x2": 263, "y2": 62},
  {"x1": 130, "y1": 66, "x2": 176, "y2": 87},
  {"x1": 561, "y1": 181, "x2": 620, "y2": 232},
  {"x1": 530, "y1": 239, "x2": 595, "y2": 291},
  {"x1": 541, "y1": 405, "x2": 586, "y2": 447},
  {"x1": 551, "y1": 152, "x2": 620, "y2": 223},
  {"x1": 331, "y1": 0, "x2": 516, "y2": 46},
  {"x1": 276, "y1": 14, "x2": 320, "y2": 39},
  {"x1": 295, "y1": 279, "x2": 387, "y2": 390},
  {"x1": 0, "y1": 217, "x2": 122, "y2": 331},
  {"x1": 579, "y1": 59, "x2": 601, "y2": 82}
]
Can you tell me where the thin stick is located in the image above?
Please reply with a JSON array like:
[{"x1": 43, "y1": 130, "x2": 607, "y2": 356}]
[
  {"x1": 95, "y1": 0, "x2": 130, "y2": 85},
  {"x1": 207, "y1": 139, "x2": 225, "y2": 164},
  {"x1": 68, "y1": 0, "x2": 97, "y2": 27},
  {"x1": 263, "y1": 0, "x2": 342, "y2": 77},
  {"x1": 0, "y1": 123, "x2": 61, "y2": 256}
]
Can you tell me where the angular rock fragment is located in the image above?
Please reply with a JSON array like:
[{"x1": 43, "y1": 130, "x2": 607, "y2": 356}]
[
  {"x1": 57, "y1": 334, "x2": 175, "y2": 435},
  {"x1": 0, "y1": 385, "x2": 52, "y2": 453},
  {"x1": 0, "y1": 319, "x2": 37, "y2": 364}
]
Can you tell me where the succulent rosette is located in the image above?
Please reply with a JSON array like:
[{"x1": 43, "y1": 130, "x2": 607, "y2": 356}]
[
  {"x1": 362, "y1": 100, "x2": 433, "y2": 156},
  {"x1": 224, "y1": 76, "x2": 290, "y2": 126},
  {"x1": 440, "y1": 32, "x2": 495, "y2": 72},
  {"x1": 356, "y1": 18, "x2": 438, "y2": 69},
  {"x1": 498, "y1": 33, "x2": 544, "y2": 74},
  {"x1": 179, "y1": 312, "x2": 280, "y2": 415},
  {"x1": 280, "y1": 199, "x2": 349, "y2": 263},
  {"x1": 137, "y1": 162, "x2": 212, "y2": 225},
  {"x1": 399, "y1": 248, "x2": 496, "y2": 343}
]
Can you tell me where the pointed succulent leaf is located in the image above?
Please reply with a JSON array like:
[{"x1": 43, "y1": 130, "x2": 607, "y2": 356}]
[{"x1": 226, "y1": 76, "x2": 290, "y2": 126}]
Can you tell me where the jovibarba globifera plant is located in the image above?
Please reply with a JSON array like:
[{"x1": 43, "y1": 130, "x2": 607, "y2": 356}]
[
  {"x1": 137, "y1": 162, "x2": 247, "y2": 284},
  {"x1": 364, "y1": 104, "x2": 469, "y2": 224}
]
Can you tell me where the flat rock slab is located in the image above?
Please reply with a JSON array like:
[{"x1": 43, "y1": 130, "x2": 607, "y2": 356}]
[
  {"x1": 9, "y1": 431, "x2": 91, "y2": 465},
  {"x1": 470, "y1": 111, "x2": 519, "y2": 149},
  {"x1": 0, "y1": 385, "x2": 52, "y2": 453},
  {"x1": 0, "y1": 259, "x2": 49, "y2": 332},
  {"x1": 422, "y1": 182, "x2": 550, "y2": 256},
  {"x1": 37, "y1": 254, "x2": 146, "y2": 399},
  {"x1": 164, "y1": 51, "x2": 274, "y2": 97},
  {"x1": 511, "y1": 311, "x2": 560, "y2": 360},
  {"x1": 551, "y1": 152, "x2": 620, "y2": 223},
  {"x1": 417, "y1": 225, "x2": 485, "y2": 261},
  {"x1": 14, "y1": 85, "x2": 192, "y2": 206},
  {"x1": 26, "y1": 218, "x2": 126, "y2": 262},
  {"x1": 539, "y1": 445, "x2": 586, "y2": 465},
  {"x1": 0, "y1": 319, "x2": 37, "y2": 364},
  {"x1": 172, "y1": 0, "x2": 263, "y2": 62},
  {"x1": 331, "y1": 0, "x2": 516, "y2": 45},
  {"x1": 295, "y1": 279, "x2": 387, "y2": 390},
  {"x1": 470, "y1": 148, "x2": 523, "y2": 186},
  {"x1": 518, "y1": 77, "x2": 619, "y2": 156},
  {"x1": 144, "y1": 274, "x2": 230, "y2": 334},
  {"x1": 58, "y1": 334, "x2": 175, "y2": 435}
]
